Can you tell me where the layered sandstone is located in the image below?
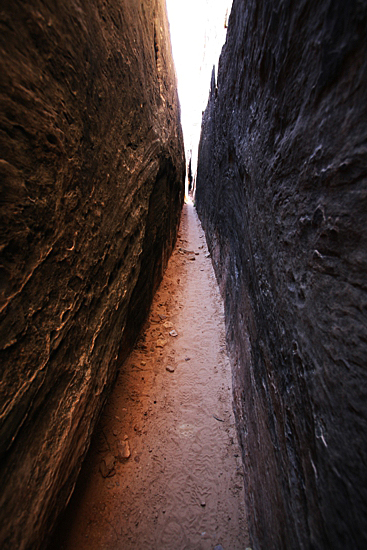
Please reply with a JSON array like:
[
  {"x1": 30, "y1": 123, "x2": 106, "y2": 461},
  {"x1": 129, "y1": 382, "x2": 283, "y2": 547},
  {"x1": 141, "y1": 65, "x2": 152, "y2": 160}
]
[
  {"x1": 196, "y1": 1, "x2": 367, "y2": 548},
  {"x1": 0, "y1": 1, "x2": 184, "y2": 548}
]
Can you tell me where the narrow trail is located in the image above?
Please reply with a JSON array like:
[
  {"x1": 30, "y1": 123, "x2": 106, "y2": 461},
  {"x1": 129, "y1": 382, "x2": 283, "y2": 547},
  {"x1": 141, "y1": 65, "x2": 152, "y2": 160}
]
[{"x1": 52, "y1": 202, "x2": 249, "y2": 550}]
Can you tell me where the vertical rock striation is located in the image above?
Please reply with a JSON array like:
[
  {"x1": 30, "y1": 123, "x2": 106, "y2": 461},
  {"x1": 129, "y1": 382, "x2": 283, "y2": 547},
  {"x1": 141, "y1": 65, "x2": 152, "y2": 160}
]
[
  {"x1": 196, "y1": 0, "x2": 367, "y2": 548},
  {"x1": 0, "y1": 1, "x2": 184, "y2": 548}
]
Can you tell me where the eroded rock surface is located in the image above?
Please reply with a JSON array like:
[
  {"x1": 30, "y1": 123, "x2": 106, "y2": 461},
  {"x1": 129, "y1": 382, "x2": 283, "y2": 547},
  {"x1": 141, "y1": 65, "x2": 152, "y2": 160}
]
[
  {"x1": 196, "y1": 1, "x2": 367, "y2": 548},
  {"x1": 0, "y1": 1, "x2": 184, "y2": 548}
]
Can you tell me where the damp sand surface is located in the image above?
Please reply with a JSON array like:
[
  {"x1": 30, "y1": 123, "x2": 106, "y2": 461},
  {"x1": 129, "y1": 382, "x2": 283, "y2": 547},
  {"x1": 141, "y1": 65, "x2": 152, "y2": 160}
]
[{"x1": 51, "y1": 201, "x2": 249, "y2": 550}]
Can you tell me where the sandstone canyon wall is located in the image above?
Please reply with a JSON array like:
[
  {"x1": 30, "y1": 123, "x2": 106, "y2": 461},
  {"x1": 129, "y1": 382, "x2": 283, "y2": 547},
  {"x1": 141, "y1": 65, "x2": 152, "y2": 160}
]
[
  {"x1": 196, "y1": 0, "x2": 367, "y2": 548},
  {"x1": 0, "y1": 1, "x2": 185, "y2": 548}
]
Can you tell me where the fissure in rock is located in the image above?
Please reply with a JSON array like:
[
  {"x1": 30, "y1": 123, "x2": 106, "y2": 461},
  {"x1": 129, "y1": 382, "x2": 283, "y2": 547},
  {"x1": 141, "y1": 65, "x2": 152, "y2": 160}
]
[{"x1": 1, "y1": 0, "x2": 367, "y2": 549}]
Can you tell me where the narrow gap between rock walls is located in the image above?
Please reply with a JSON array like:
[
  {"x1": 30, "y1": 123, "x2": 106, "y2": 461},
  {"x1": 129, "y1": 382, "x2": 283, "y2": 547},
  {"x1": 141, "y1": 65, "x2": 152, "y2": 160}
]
[{"x1": 49, "y1": 202, "x2": 250, "y2": 550}]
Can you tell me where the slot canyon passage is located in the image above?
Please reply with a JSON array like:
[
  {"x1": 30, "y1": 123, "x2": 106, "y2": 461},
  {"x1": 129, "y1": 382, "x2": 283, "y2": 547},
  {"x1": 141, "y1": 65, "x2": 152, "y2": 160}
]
[
  {"x1": 1, "y1": 1, "x2": 367, "y2": 550},
  {"x1": 49, "y1": 201, "x2": 249, "y2": 550}
]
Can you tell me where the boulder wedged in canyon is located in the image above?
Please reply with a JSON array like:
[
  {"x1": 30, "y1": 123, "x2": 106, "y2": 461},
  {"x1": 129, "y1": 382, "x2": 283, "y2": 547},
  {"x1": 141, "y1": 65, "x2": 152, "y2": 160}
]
[
  {"x1": 196, "y1": 1, "x2": 367, "y2": 548},
  {"x1": 0, "y1": 1, "x2": 184, "y2": 548}
]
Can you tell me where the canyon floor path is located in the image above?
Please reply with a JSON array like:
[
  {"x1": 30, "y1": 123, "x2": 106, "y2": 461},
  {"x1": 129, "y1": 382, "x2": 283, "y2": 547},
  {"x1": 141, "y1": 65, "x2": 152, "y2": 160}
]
[{"x1": 51, "y1": 201, "x2": 249, "y2": 550}]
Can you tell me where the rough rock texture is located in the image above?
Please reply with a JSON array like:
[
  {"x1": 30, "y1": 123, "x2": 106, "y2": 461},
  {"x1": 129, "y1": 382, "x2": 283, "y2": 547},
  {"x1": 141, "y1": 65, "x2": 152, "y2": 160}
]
[
  {"x1": 196, "y1": 1, "x2": 367, "y2": 548},
  {"x1": 0, "y1": 2, "x2": 184, "y2": 549}
]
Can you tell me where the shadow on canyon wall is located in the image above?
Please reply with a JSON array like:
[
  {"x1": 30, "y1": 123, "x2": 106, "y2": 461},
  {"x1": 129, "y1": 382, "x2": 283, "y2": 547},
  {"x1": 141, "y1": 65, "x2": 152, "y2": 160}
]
[{"x1": 197, "y1": 0, "x2": 367, "y2": 548}]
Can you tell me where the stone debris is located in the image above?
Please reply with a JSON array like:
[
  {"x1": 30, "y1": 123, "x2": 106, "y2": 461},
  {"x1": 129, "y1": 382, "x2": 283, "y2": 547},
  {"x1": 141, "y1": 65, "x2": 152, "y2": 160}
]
[
  {"x1": 205, "y1": 253, "x2": 211, "y2": 258},
  {"x1": 188, "y1": 256, "x2": 196, "y2": 261},
  {"x1": 169, "y1": 330, "x2": 178, "y2": 337},
  {"x1": 163, "y1": 321, "x2": 173, "y2": 329},
  {"x1": 156, "y1": 338, "x2": 167, "y2": 348},
  {"x1": 166, "y1": 365, "x2": 175, "y2": 373},
  {"x1": 117, "y1": 438, "x2": 131, "y2": 460},
  {"x1": 179, "y1": 247, "x2": 195, "y2": 255},
  {"x1": 100, "y1": 454, "x2": 116, "y2": 478}
]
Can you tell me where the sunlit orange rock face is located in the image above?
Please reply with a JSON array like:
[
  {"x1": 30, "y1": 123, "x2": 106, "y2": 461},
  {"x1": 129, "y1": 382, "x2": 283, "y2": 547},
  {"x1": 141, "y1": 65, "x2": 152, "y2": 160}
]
[
  {"x1": 0, "y1": 1, "x2": 184, "y2": 548},
  {"x1": 197, "y1": 0, "x2": 367, "y2": 548}
]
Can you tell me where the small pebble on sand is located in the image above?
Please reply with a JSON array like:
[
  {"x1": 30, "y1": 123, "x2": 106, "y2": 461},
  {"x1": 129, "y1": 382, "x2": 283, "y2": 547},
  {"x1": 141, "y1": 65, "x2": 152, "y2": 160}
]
[
  {"x1": 99, "y1": 455, "x2": 116, "y2": 478},
  {"x1": 117, "y1": 439, "x2": 131, "y2": 460},
  {"x1": 156, "y1": 339, "x2": 167, "y2": 348}
]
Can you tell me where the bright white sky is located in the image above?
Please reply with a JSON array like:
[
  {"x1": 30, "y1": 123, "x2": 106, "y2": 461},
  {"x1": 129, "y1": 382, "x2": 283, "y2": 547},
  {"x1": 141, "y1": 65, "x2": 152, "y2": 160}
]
[{"x1": 166, "y1": 0, "x2": 232, "y2": 178}]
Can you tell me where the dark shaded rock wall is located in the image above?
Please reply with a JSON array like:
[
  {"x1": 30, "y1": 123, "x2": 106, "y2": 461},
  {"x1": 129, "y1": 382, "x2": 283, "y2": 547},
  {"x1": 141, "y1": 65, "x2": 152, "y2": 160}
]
[
  {"x1": 0, "y1": 1, "x2": 184, "y2": 548},
  {"x1": 196, "y1": 1, "x2": 367, "y2": 548}
]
